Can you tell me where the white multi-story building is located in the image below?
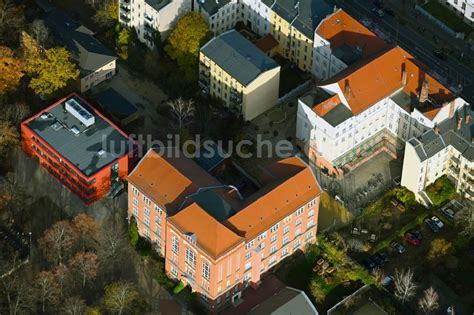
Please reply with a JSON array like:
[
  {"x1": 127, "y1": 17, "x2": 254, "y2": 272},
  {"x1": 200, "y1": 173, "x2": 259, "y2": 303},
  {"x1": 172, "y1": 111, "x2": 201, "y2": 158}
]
[
  {"x1": 401, "y1": 106, "x2": 473, "y2": 202},
  {"x1": 445, "y1": 0, "x2": 474, "y2": 23},
  {"x1": 119, "y1": 0, "x2": 191, "y2": 48},
  {"x1": 296, "y1": 46, "x2": 468, "y2": 174}
]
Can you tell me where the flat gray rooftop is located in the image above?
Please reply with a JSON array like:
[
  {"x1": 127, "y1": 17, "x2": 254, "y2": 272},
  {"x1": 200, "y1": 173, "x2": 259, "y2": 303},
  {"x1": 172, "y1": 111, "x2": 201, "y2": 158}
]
[
  {"x1": 192, "y1": 189, "x2": 236, "y2": 222},
  {"x1": 333, "y1": 44, "x2": 363, "y2": 65},
  {"x1": 26, "y1": 95, "x2": 131, "y2": 177},
  {"x1": 323, "y1": 103, "x2": 354, "y2": 127},
  {"x1": 201, "y1": 30, "x2": 279, "y2": 86},
  {"x1": 145, "y1": 0, "x2": 171, "y2": 11}
]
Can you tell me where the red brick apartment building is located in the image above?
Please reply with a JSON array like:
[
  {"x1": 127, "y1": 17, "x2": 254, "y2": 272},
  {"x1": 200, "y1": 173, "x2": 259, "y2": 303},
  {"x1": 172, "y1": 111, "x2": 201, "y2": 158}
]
[
  {"x1": 21, "y1": 93, "x2": 136, "y2": 204},
  {"x1": 127, "y1": 148, "x2": 321, "y2": 311}
]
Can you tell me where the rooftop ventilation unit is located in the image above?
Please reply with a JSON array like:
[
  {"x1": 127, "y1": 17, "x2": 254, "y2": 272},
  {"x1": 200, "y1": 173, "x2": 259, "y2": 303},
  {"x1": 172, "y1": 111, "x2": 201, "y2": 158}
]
[
  {"x1": 40, "y1": 112, "x2": 52, "y2": 120},
  {"x1": 70, "y1": 126, "x2": 80, "y2": 135},
  {"x1": 98, "y1": 149, "x2": 106, "y2": 156},
  {"x1": 65, "y1": 98, "x2": 95, "y2": 127},
  {"x1": 51, "y1": 122, "x2": 63, "y2": 131}
]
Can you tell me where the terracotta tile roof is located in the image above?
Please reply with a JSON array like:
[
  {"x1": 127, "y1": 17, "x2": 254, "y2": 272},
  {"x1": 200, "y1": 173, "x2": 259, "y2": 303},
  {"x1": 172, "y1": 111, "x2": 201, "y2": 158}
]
[
  {"x1": 224, "y1": 157, "x2": 320, "y2": 240},
  {"x1": 322, "y1": 46, "x2": 453, "y2": 118},
  {"x1": 127, "y1": 148, "x2": 221, "y2": 214},
  {"x1": 317, "y1": 10, "x2": 388, "y2": 58},
  {"x1": 168, "y1": 203, "x2": 244, "y2": 258},
  {"x1": 313, "y1": 94, "x2": 342, "y2": 116},
  {"x1": 255, "y1": 34, "x2": 279, "y2": 53}
]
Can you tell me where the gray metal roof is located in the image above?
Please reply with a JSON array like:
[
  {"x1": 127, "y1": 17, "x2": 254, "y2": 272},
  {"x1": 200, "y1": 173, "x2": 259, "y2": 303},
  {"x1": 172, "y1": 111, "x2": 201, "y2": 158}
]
[
  {"x1": 201, "y1": 30, "x2": 279, "y2": 86},
  {"x1": 26, "y1": 95, "x2": 131, "y2": 177},
  {"x1": 94, "y1": 88, "x2": 138, "y2": 120},
  {"x1": 46, "y1": 9, "x2": 117, "y2": 78},
  {"x1": 322, "y1": 103, "x2": 353, "y2": 127},
  {"x1": 299, "y1": 88, "x2": 332, "y2": 108},
  {"x1": 272, "y1": 0, "x2": 334, "y2": 38},
  {"x1": 145, "y1": 0, "x2": 172, "y2": 11},
  {"x1": 409, "y1": 105, "x2": 473, "y2": 162},
  {"x1": 192, "y1": 189, "x2": 236, "y2": 221},
  {"x1": 248, "y1": 287, "x2": 318, "y2": 315},
  {"x1": 197, "y1": 0, "x2": 232, "y2": 15}
]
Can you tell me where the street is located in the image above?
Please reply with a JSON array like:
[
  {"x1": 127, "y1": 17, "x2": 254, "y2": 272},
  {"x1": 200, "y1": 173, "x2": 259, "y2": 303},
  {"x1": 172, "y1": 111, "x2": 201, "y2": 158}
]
[{"x1": 336, "y1": 0, "x2": 474, "y2": 105}]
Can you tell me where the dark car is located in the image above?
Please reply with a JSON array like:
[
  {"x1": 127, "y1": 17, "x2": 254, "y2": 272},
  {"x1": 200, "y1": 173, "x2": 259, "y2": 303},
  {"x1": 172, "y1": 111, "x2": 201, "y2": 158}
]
[
  {"x1": 362, "y1": 258, "x2": 376, "y2": 270},
  {"x1": 404, "y1": 232, "x2": 421, "y2": 246},
  {"x1": 372, "y1": 7, "x2": 385, "y2": 17},
  {"x1": 425, "y1": 218, "x2": 441, "y2": 233},
  {"x1": 440, "y1": 208, "x2": 455, "y2": 221},
  {"x1": 371, "y1": 254, "x2": 385, "y2": 267},
  {"x1": 390, "y1": 241, "x2": 406, "y2": 254},
  {"x1": 383, "y1": 8, "x2": 395, "y2": 16},
  {"x1": 433, "y1": 50, "x2": 447, "y2": 60}
]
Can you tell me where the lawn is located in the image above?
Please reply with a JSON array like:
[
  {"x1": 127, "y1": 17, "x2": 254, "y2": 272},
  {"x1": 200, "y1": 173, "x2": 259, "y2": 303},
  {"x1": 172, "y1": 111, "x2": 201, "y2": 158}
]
[
  {"x1": 423, "y1": 1, "x2": 473, "y2": 34},
  {"x1": 426, "y1": 175, "x2": 456, "y2": 206}
]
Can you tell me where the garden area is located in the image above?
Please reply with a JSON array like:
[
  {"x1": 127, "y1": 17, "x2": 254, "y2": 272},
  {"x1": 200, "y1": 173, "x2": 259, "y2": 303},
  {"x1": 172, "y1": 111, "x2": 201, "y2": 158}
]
[
  {"x1": 426, "y1": 175, "x2": 457, "y2": 206},
  {"x1": 423, "y1": 1, "x2": 473, "y2": 34}
]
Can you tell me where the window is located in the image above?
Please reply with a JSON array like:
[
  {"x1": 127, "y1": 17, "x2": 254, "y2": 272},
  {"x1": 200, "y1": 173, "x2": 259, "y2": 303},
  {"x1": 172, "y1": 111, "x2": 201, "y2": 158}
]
[
  {"x1": 270, "y1": 245, "x2": 277, "y2": 254},
  {"x1": 156, "y1": 227, "x2": 161, "y2": 237},
  {"x1": 245, "y1": 261, "x2": 252, "y2": 270},
  {"x1": 143, "y1": 196, "x2": 151, "y2": 206},
  {"x1": 245, "y1": 252, "x2": 252, "y2": 260},
  {"x1": 202, "y1": 261, "x2": 210, "y2": 280},
  {"x1": 133, "y1": 207, "x2": 138, "y2": 218},
  {"x1": 132, "y1": 186, "x2": 139, "y2": 196},
  {"x1": 185, "y1": 248, "x2": 196, "y2": 268},
  {"x1": 271, "y1": 235, "x2": 277, "y2": 243},
  {"x1": 257, "y1": 232, "x2": 267, "y2": 241},
  {"x1": 172, "y1": 236, "x2": 179, "y2": 254},
  {"x1": 155, "y1": 216, "x2": 161, "y2": 225},
  {"x1": 308, "y1": 210, "x2": 314, "y2": 218},
  {"x1": 144, "y1": 207, "x2": 150, "y2": 216},
  {"x1": 307, "y1": 219, "x2": 314, "y2": 228},
  {"x1": 155, "y1": 205, "x2": 162, "y2": 215},
  {"x1": 245, "y1": 240, "x2": 255, "y2": 250},
  {"x1": 295, "y1": 228, "x2": 301, "y2": 236},
  {"x1": 144, "y1": 217, "x2": 150, "y2": 226},
  {"x1": 283, "y1": 236, "x2": 289, "y2": 245},
  {"x1": 133, "y1": 198, "x2": 139, "y2": 206},
  {"x1": 283, "y1": 226, "x2": 290, "y2": 235},
  {"x1": 296, "y1": 218, "x2": 302, "y2": 226},
  {"x1": 296, "y1": 207, "x2": 304, "y2": 216},
  {"x1": 270, "y1": 224, "x2": 279, "y2": 233},
  {"x1": 281, "y1": 247, "x2": 288, "y2": 257}
]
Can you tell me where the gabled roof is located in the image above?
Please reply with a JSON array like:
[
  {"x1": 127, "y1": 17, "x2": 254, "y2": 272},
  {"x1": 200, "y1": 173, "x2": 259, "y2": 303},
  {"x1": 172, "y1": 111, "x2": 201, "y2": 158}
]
[
  {"x1": 316, "y1": 10, "x2": 388, "y2": 60},
  {"x1": 46, "y1": 9, "x2": 117, "y2": 78},
  {"x1": 321, "y1": 46, "x2": 454, "y2": 118},
  {"x1": 224, "y1": 157, "x2": 320, "y2": 240},
  {"x1": 201, "y1": 30, "x2": 279, "y2": 86},
  {"x1": 198, "y1": 0, "x2": 232, "y2": 15},
  {"x1": 168, "y1": 203, "x2": 244, "y2": 258}
]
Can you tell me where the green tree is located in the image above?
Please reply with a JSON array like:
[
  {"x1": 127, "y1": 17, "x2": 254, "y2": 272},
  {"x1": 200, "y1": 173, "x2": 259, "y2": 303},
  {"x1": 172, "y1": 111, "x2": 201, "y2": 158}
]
[
  {"x1": 103, "y1": 281, "x2": 140, "y2": 315},
  {"x1": 93, "y1": 0, "x2": 118, "y2": 28},
  {"x1": 128, "y1": 216, "x2": 139, "y2": 248},
  {"x1": 164, "y1": 12, "x2": 209, "y2": 79},
  {"x1": 116, "y1": 28, "x2": 130, "y2": 60},
  {"x1": 28, "y1": 47, "x2": 79, "y2": 97}
]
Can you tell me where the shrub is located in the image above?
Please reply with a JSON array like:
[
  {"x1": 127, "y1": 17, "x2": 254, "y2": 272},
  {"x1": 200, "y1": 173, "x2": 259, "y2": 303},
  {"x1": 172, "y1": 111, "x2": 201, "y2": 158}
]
[
  {"x1": 426, "y1": 176, "x2": 456, "y2": 206},
  {"x1": 128, "y1": 217, "x2": 139, "y2": 248},
  {"x1": 173, "y1": 281, "x2": 185, "y2": 294}
]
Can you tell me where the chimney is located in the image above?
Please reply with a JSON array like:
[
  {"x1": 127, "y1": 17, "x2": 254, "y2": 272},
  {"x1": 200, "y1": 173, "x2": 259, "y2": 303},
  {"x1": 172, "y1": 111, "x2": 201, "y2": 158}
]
[
  {"x1": 402, "y1": 69, "x2": 408, "y2": 86},
  {"x1": 344, "y1": 80, "x2": 350, "y2": 100},
  {"x1": 448, "y1": 100, "x2": 455, "y2": 119},
  {"x1": 457, "y1": 117, "x2": 462, "y2": 130},
  {"x1": 466, "y1": 114, "x2": 471, "y2": 124},
  {"x1": 419, "y1": 79, "x2": 429, "y2": 104},
  {"x1": 434, "y1": 124, "x2": 440, "y2": 134}
]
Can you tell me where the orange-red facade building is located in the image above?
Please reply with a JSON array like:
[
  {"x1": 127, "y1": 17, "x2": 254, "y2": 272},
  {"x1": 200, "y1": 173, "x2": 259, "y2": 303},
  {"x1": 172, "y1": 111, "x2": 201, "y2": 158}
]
[
  {"x1": 127, "y1": 148, "x2": 321, "y2": 310},
  {"x1": 21, "y1": 93, "x2": 136, "y2": 204}
]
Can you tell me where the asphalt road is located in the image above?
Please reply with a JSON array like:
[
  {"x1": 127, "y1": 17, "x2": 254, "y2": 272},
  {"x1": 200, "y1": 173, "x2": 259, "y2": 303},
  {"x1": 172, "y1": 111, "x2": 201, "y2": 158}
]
[{"x1": 336, "y1": 0, "x2": 474, "y2": 105}]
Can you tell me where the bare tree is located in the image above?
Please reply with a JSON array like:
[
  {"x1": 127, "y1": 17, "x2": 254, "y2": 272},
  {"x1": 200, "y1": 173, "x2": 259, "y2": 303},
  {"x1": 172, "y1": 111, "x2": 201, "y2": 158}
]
[
  {"x1": 0, "y1": 270, "x2": 33, "y2": 315},
  {"x1": 0, "y1": 0, "x2": 25, "y2": 43},
  {"x1": 62, "y1": 296, "x2": 86, "y2": 315},
  {"x1": 68, "y1": 252, "x2": 98, "y2": 288},
  {"x1": 347, "y1": 238, "x2": 364, "y2": 252},
  {"x1": 418, "y1": 287, "x2": 439, "y2": 314},
  {"x1": 2, "y1": 101, "x2": 31, "y2": 125},
  {"x1": 168, "y1": 97, "x2": 195, "y2": 131},
  {"x1": 1, "y1": 172, "x2": 29, "y2": 223},
  {"x1": 103, "y1": 281, "x2": 140, "y2": 315},
  {"x1": 72, "y1": 213, "x2": 98, "y2": 251},
  {"x1": 38, "y1": 221, "x2": 77, "y2": 265},
  {"x1": 34, "y1": 271, "x2": 60, "y2": 313},
  {"x1": 29, "y1": 19, "x2": 49, "y2": 47},
  {"x1": 331, "y1": 232, "x2": 347, "y2": 251},
  {"x1": 52, "y1": 264, "x2": 67, "y2": 298},
  {"x1": 455, "y1": 205, "x2": 474, "y2": 238},
  {"x1": 393, "y1": 268, "x2": 417, "y2": 303},
  {"x1": 97, "y1": 223, "x2": 127, "y2": 275}
]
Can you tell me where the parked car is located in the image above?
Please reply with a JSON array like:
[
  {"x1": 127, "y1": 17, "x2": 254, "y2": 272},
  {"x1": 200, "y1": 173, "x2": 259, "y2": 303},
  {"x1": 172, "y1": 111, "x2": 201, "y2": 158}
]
[
  {"x1": 440, "y1": 208, "x2": 455, "y2": 221},
  {"x1": 431, "y1": 216, "x2": 444, "y2": 229},
  {"x1": 371, "y1": 254, "x2": 385, "y2": 267},
  {"x1": 377, "y1": 251, "x2": 389, "y2": 262},
  {"x1": 404, "y1": 232, "x2": 421, "y2": 246},
  {"x1": 433, "y1": 50, "x2": 447, "y2": 60},
  {"x1": 372, "y1": 8, "x2": 385, "y2": 17},
  {"x1": 381, "y1": 275, "x2": 394, "y2": 287},
  {"x1": 425, "y1": 217, "x2": 441, "y2": 233},
  {"x1": 362, "y1": 258, "x2": 376, "y2": 270},
  {"x1": 390, "y1": 241, "x2": 406, "y2": 254}
]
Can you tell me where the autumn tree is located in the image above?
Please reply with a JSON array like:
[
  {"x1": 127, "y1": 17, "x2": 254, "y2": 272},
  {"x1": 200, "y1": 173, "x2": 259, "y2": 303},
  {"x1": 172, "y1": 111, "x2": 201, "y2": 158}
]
[
  {"x1": 103, "y1": 281, "x2": 140, "y2": 315},
  {"x1": 0, "y1": 46, "x2": 24, "y2": 97},
  {"x1": 29, "y1": 19, "x2": 49, "y2": 47},
  {"x1": 455, "y1": 205, "x2": 474, "y2": 238},
  {"x1": 72, "y1": 213, "x2": 98, "y2": 251},
  {"x1": 93, "y1": 0, "x2": 118, "y2": 28},
  {"x1": 1, "y1": 101, "x2": 30, "y2": 125},
  {"x1": 116, "y1": 27, "x2": 130, "y2": 60},
  {"x1": 164, "y1": 12, "x2": 210, "y2": 79},
  {"x1": 427, "y1": 238, "x2": 452, "y2": 261},
  {"x1": 68, "y1": 252, "x2": 98, "y2": 288},
  {"x1": 168, "y1": 98, "x2": 195, "y2": 131},
  {"x1": 28, "y1": 47, "x2": 79, "y2": 97},
  {"x1": 0, "y1": 0, "x2": 25, "y2": 43},
  {"x1": 418, "y1": 287, "x2": 439, "y2": 314},
  {"x1": 34, "y1": 271, "x2": 60, "y2": 313},
  {"x1": 52, "y1": 264, "x2": 68, "y2": 298},
  {"x1": 38, "y1": 220, "x2": 77, "y2": 265},
  {"x1": 393, "y1": 268, "x2": 417, "y2": 303},
  {"x1": 0, "y1": 121, "x2": 19, "y2": 157},
  {"x1": 62, "y1": 296, "x2": 87, "y2": 315}
]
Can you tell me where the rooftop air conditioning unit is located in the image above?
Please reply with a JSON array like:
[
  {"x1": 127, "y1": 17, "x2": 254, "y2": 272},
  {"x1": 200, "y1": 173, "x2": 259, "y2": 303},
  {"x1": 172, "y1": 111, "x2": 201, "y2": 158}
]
[{"x1": 65, "y1": 98, "x2": 95, "y2": 127}]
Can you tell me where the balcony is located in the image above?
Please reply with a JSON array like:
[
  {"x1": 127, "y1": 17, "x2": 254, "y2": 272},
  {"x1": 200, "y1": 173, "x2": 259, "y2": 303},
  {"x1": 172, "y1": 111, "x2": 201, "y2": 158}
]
[
  {"x1": 120, "y1": 14, "x2": 130, "y2": 23},
  {"x1": 120, "y1": 1, "x2": 130, "y2": 9},
  {"x1": 144, "y1": 14, "x2": 153, "y2": 23},
  {"x1": 120, "y1": 7, "x2": 130, "y2": 16}
]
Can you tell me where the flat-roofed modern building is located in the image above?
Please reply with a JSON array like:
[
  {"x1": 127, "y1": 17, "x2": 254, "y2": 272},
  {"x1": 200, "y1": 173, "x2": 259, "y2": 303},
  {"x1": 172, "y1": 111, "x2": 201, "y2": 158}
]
[
  {"x1": 296, "y1": 46, "x2": 469, "y2": 175},
  {"x1": 401, "y1": 106, "x2": 473, "y2": 202},
  {"x1": 127, "y1": 148, "x2": 320, "y2": 310},
  {"x1": 21, "y1": 93, "x2": 137, "y2": 204},
  {"x1": 199, "y1": 30, "x2": 280, "y2": 121}
]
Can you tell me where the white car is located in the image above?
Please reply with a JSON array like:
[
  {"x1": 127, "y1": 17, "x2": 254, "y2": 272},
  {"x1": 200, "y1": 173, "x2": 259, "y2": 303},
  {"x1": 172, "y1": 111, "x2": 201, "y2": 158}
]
[{"x1": 431, "y1": 216, "x2": 444, "y2": 229}]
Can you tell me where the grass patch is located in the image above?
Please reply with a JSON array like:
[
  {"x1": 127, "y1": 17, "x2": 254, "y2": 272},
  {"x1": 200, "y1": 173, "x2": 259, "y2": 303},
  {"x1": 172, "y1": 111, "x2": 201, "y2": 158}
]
[
  {"x1": 426, "y1": 175, "x2": 456, "y2": 206},
  {"x1": 173, "y1": 281, "x2": 186, "y2": 294},
  {"x1": 423, "y1": 1, "x2": 472, "y2": 33}
]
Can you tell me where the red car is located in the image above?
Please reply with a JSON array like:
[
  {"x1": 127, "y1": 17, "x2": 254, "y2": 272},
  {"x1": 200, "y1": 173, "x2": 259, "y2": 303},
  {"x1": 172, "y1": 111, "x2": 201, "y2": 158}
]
[{"x1": 404, "y1": 232, "x2": 421, "y2": 246}]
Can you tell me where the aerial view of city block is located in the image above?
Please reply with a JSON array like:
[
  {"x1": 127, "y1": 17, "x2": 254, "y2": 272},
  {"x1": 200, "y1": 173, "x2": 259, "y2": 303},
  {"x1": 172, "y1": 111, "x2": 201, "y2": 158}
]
[{"x1": 0, "y1": 0, "x2": 473, "y2": 313}]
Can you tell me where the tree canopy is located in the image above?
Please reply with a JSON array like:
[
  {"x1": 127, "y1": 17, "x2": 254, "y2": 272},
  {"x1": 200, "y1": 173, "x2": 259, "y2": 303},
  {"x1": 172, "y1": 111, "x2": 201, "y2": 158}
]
[
  {"x1": 28, "y1": 47, "x2": 79, "y2": 97},
  {"x1": 0, "y1": 46, "x2": 24, "y2": 96},
  {"x1": 164, "y1": 12, "x2": 210, "y2": 78}
]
